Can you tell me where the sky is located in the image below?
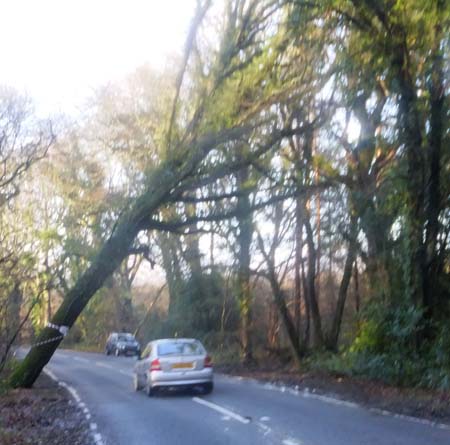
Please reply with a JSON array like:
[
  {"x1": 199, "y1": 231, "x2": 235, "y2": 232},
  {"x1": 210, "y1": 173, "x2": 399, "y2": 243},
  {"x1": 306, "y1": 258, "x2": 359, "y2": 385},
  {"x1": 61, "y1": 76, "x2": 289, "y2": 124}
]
[{"x1": 0, "y1": 0, "x2": 196, "y2": 115}]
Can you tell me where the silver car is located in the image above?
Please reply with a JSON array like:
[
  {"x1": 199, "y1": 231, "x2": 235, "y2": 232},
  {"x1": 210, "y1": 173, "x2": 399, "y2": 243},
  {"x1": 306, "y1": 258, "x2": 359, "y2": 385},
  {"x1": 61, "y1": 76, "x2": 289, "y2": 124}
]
[{"x1": 133, "y1": 338, "x2": 213, "y2": 396}]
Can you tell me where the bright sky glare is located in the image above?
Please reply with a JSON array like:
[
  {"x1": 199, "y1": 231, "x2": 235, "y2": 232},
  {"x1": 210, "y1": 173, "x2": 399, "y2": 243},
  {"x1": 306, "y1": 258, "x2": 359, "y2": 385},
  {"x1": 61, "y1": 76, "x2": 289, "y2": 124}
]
[{"x1": 0, "y1": 0, "x2": 195, "y2": 115}]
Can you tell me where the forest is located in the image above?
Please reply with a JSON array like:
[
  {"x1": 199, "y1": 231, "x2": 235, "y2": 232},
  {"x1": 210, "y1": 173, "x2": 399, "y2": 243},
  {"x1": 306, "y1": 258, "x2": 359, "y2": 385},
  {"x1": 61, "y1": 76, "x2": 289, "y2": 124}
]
[{"x1": 0, "y1": 0, "x2": 448, "y2": 390}]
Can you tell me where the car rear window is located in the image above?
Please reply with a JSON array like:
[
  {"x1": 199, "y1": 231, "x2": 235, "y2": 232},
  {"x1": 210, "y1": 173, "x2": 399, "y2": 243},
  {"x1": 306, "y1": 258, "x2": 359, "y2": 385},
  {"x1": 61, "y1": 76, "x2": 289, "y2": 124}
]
[
  {"x1": 157, "y1": 341, "x2": 204, "y2": 356},
  {"x1": 118, "y1": 334, "x2": 135, "y2": 342}
]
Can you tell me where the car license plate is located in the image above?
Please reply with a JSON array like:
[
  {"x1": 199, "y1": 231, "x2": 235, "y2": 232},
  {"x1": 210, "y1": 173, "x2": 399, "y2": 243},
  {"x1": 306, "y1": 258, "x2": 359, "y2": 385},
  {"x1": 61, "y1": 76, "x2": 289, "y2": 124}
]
[{"x1": 172, "y1": 362, "x2": 192, "y2": 369}]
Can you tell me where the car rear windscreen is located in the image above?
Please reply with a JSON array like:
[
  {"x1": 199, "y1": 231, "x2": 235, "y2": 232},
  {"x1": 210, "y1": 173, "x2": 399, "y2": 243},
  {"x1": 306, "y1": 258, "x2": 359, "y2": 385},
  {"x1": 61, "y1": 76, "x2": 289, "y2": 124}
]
[
  {"x1": 118, "y1": 334, "x2": 135, "y2": 342},
  {"x1": 157, "y1": 341, "x2": 204, "y2": 356}
]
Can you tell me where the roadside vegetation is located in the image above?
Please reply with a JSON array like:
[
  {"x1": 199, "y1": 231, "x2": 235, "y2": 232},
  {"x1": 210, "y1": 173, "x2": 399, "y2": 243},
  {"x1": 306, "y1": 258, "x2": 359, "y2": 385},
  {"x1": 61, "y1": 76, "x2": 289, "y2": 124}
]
[{"x1": 0, "y1": 0, "x2": 448, "y2": 405}]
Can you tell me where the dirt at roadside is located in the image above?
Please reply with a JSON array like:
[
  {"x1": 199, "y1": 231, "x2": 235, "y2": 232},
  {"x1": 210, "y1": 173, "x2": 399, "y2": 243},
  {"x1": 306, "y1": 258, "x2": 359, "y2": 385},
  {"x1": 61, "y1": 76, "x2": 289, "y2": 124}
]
[
  {"x1": 0, "y1": 373, "x2": 92, "y2": 445},
  {"x1": 218, "y1": 364, "x2": 450, "y2": 425}
]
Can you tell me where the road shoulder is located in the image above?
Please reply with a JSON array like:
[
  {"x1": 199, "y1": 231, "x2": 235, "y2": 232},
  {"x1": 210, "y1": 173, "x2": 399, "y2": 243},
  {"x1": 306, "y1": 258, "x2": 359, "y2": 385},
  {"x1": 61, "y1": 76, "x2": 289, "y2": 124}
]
[
  {"x1": 0, "y1": 371, "x2": 92, "y2": 445},
  {"x1": 218, "y1": 366, "x2": 450, "y2": 427}
]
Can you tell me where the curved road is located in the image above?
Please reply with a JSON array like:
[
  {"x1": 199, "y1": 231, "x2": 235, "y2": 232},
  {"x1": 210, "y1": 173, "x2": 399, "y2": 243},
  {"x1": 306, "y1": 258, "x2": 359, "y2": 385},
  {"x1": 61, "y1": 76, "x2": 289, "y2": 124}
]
[{"x1": 44, "y1": 350, "x2": 449, "y2": 445}]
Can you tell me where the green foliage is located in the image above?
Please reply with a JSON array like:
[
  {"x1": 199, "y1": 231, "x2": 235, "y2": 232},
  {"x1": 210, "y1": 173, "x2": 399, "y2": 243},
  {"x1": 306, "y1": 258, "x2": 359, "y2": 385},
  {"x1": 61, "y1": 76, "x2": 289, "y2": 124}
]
[
  {"x1": 420, "y1": 323, "x2": 450, "y2": 390},
  {"x1": 343, "y1": 302, "x2": 450, "y2": 389},
  {"x1": 67, "y1": 285, "x2": 136, "y2": 349},
  {"x1": 139, "y1": 271, "x2": 239, "y2": 353},
  {"x1": 0, "y1": 357, "x2": 20, "y2": 394},
  {"x1": 304, "y1": 351, "x2": 353, "y2": 377}
]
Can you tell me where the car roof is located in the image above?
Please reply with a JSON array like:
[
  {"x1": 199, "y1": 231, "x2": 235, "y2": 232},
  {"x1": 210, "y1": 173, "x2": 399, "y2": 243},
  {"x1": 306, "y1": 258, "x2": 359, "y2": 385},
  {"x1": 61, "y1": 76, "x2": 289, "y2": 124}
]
[{"x1": 153, "y1": 338, "x2": 198, "y2": 343}]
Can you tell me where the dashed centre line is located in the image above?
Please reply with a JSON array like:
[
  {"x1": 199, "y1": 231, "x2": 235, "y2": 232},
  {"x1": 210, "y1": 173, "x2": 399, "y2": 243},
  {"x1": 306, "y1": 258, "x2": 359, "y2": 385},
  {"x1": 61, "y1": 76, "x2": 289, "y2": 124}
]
[
  {"x1": 283, "y1": 439, "x2": 303, "y2": 445},
  {"x1": 95, "y1": 361, "x2": 114, "y2": 370},
  {"x1": 192, "y1": 397, "x2": 251, "y2": 424}
]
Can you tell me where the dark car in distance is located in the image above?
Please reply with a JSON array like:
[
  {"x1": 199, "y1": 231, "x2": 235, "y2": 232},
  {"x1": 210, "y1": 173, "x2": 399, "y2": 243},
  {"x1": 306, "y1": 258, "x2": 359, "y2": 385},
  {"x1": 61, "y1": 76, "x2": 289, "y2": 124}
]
[{"x1": 105, "y1": 332, "x2": 141, "y2": 356}]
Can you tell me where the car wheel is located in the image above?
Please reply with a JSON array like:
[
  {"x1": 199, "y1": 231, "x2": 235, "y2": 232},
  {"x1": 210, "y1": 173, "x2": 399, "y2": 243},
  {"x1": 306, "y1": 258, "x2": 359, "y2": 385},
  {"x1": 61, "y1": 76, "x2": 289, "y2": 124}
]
[
  {"x1": 203, "y1": 382, "x2": 213, "y2": 394},
  {"x1": 105, "y1": 348, "x2": 110, "y2": 356},
  {"x1": 145, "y1": 381, "x2": 156, "y2": 397},
  {"x1": 133, "y1": 374, "x2": 142, "y2": 391}
]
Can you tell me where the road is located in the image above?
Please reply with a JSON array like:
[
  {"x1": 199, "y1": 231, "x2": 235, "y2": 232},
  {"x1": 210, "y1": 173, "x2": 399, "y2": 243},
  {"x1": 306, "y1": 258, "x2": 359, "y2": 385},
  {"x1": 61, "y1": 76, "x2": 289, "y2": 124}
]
[{"x1": 44, "y1": 349, "x2": 449, "y2": 445}]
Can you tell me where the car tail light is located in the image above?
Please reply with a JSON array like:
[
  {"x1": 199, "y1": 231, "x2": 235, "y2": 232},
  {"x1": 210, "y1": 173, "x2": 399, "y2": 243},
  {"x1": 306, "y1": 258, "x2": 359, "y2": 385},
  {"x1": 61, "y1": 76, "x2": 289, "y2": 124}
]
[
  {"x1": 150, "y1": 359, "x2": 161, "y2": 371},
  {"x1": 204, "y1": 356, "x2": 213, "y2": 368}
]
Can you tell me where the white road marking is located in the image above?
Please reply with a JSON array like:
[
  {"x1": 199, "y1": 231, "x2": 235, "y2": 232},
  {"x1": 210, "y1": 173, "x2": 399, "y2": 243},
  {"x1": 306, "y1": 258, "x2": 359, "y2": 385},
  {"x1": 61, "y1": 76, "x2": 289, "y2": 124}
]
[
  {"x1": 73, "y1": 357, "x2": 89, "y2": 363},
  {"x1": 95, "y1": 361, "x2": 114, "y2": 370},
  {"x1": 283, "y1": 438, "x2": 303, "y2": 445},
  {"x1": 93, "y1": 432, "x2": 104, "y2": 445},
  {"x1": 192, "y1": 397, "x2": 251, "y2": 424},
  {"x1": 260, "y1": 416, "x2": 270, "y2": 422},
  {"x1": 369, "y1": 408, "x2": 450, "y2": 431},
  {"x1": 44, "y1": 366, "x2": 106, "y2": 445},
  {"x1": 256, "y1": 421, "x2": 272, "y2": 436},
  {"x1": 119, "y1": 369, "x2": 134, "y2": 377},
  {"x1": 240, "y1": 374, "x2": 450, "y2": 432},
  {"x1": 44, "y1": 369, "x2": 59, "y2": 383},
  {"x1": 301, "y1": 390, "x2": 359, "y2": 409}
]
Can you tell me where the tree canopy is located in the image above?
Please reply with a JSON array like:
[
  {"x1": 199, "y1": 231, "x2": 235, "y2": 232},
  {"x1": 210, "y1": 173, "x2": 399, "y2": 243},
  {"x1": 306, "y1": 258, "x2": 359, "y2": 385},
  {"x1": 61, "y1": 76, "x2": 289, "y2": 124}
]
[{"x1": 0, "y1": 0, "x2": 447, "y2": 390}]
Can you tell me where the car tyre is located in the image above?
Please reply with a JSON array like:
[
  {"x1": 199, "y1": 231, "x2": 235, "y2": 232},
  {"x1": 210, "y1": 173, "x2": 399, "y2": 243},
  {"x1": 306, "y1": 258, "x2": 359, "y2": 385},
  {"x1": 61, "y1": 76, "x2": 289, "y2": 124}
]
[
  {"x1": 145, "y1": 382, "x2": 156, "y2": 397},
  {"x1": 105, "y1": 348, "x2": 110, "y2": 356},
  {"x1": 203, "y1": 382, "x2": 213, "y2": 394},
  {"x1": 133, "y1": 374, "x2": 142, "y2": 392}
]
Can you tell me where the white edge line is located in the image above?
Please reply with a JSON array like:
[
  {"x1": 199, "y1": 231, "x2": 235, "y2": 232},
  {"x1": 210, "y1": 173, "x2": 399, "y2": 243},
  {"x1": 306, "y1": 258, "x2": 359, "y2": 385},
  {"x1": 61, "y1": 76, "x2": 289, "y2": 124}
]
[
  {"x1": 369, "y1": 407, "x2": 450, "y2": 431},
  {"x1": 43, "y1": 368, "x2": 59, "y2": 383},
  {"x1": 192, "y1": 397, "x2": 250, "y2": 424},
  {"x1": 222, "y1": 373, "x2": 450, "y2": 431},
  {"x1": 44, "y1": 367, "x2": 106, "y2": 443}
]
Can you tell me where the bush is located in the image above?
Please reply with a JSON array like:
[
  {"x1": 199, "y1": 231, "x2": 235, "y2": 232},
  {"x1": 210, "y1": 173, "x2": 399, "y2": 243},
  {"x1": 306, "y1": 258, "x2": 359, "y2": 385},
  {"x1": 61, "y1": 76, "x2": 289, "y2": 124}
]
[
  {"x1": 344, "y1": 302, "x2": 450, "y2": 389},
  {"x1": 0, "y1": 357, "x2": 19, "y2": 395}
]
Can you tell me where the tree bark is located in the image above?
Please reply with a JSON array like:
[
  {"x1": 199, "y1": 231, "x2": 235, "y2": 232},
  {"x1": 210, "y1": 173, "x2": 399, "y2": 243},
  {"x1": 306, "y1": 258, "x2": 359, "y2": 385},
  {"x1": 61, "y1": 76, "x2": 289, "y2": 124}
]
[
  {"x1": 9, "y1": 150, "x2": 208, "y2": 387},
  {"x1": 267, "y1": 268, "x2": 304, "y2": 366},
  {"x1": 327, "y1": 215, "x2": 358, "y2": 351},
  {"x1": 294, "y1": 196, "x2": 303, "y2": 339},
  {"x1": 424, "y1": 2, "x2": 444, "y2": 316},
  {"x1": 256, "y1": 232, "x2": 304, "y2": 365},
  {"x1": 303, "y1": 206, "x2": 324, "y2": 348},
  {"x1": 235, "y1": 164, "x2": 254, "y2": 364}
]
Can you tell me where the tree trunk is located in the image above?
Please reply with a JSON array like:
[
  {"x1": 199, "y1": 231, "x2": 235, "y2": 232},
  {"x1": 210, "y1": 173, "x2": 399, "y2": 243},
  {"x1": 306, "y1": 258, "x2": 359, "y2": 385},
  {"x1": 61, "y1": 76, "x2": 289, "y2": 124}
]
[
  {"x1": 10, "y1": 122, "x2": 257, "y2": 388},
  {"x1": 391, "y1": 33, "x2": 426, "y2": 312},
  {"x1": 327, "y1": 215, "x2": 358, "y2": 351},
  {"x1": 353, "y1": 259, "x2": 360, "y2": 314},
  {"x1": 294, "y1": 196, "x2": 303, "y2": 338},
  {"x1": 301, "y1": 251, "x2": 310, "y2": 347},
  {"x1": 183, "y1": 203, "x2": 203, "y2": 277},
  {"x1": 424, "y1": 3, "x2": 444, "y2": 316},
  {"x1": 235, "y1": 165, "x2": 254, "y2": 365},
  {"x1": 158, "y1": 231, "x2": 182, "y2": 318},
  {"x1": 10, "y1": 162, "x2": 185, "y2": 388},
  {"x1": 267, "y1": 268, "x2": 304, "y2": 366},
  {"x1": 256, "y1": 231, "x2": 304, "y2": 365},
  {"x1": 303, "y1": 206, "x2": 324, "y2": 348},
  {"x1": 10, "y1": 220, "x2": 140, "y2": 387}
]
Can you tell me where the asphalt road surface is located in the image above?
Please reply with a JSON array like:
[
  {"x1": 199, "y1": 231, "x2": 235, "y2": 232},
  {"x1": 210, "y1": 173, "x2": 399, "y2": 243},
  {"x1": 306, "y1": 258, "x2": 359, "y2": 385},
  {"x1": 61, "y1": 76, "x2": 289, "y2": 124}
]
[{"x1": 43, "y1": 349, "x2": 449, "y2": 445}]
